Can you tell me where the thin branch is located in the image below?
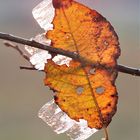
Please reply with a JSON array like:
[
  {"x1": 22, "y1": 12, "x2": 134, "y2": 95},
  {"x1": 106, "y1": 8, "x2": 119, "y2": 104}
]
[
  {"x1": 0, "y1": 32, "x2": 140, "y2": 76},
  {"x1": 0, "y1": 32, "x2": 79, "y2": 60},
  {"x1": 20, "y1": 66, "x2": 38, "y2": 71},
  {"x1": 4, "y1": 41, "x2": 29, "y2": 61},
  {"x1": 117, "y1": 65, "x2": 140, "y2": 76},
  {"x1": 4, "y1": 41, "x2": 36, "y2": 71}
]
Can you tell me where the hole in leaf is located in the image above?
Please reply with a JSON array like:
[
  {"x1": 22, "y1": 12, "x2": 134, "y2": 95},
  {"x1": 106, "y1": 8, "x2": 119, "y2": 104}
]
[
  {"x1": 89, "y1": 68, "x2": 96, "y2": 75},
  {"x1": 65, "y1": 33, "x2": 71, "y2": 39},
  {"x1": 96, "y1": 86, "x2": 105, "y2": 94},
  {"x1": 76, "y1": 86, "x2": 84, "y2": 95},
  {"x1": 104, "y1": 40, "x2": 109, "y2": 46}
]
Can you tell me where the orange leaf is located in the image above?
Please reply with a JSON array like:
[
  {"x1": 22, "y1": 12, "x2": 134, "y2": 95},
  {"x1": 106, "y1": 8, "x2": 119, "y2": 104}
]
[{"x1": 44, "y1": 0, "x2": 120, "y2": 129}]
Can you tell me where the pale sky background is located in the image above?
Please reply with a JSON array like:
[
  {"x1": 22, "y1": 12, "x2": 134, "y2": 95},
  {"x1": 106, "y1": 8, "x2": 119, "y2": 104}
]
[{"x1": 0, "y1": 0, "x2": 139, "y2": 140}]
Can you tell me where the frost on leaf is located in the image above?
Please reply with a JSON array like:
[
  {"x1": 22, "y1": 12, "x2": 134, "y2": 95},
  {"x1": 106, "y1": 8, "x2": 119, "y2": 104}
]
[
  {"x1": 25, "y1": 0, "x2": 72, "y2": 70},
  {"x1": 52, "y1": 54, "x2": 72, "y2": 67},
  {"x1": 38, "y1": 99, "x2": 98, "y2": 140},
  {"x1": 25, "y1": 34, "x2": 52, "y2": 70},
  {"x1": 25, "y1": 33, "x2": 51, "y2": 56},
  {"x1": 32, "y1": 0, "x2": 55, "y2": 31}
]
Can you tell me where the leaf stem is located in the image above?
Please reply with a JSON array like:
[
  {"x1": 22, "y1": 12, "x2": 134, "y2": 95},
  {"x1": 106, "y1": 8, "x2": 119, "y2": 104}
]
[{"x1": 83, "y1": 68, "x2": 109, "y2": 140}]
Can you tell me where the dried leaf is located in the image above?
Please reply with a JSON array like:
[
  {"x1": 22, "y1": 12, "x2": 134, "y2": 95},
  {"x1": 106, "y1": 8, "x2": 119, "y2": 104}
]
[{"x1": 44, "y1": 0, "x2": 120, "y2": 129}]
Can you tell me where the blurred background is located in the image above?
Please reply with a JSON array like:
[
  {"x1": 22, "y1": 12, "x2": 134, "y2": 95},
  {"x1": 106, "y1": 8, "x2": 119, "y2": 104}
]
[{"x1": 0, "y1": 0, "x2": 139, "y2": 140}]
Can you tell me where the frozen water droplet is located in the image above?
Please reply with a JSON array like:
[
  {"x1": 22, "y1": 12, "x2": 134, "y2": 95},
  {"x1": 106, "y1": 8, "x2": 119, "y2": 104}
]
[{"x1": 76, "y1": 86, "x2": 84, "y2": 95}]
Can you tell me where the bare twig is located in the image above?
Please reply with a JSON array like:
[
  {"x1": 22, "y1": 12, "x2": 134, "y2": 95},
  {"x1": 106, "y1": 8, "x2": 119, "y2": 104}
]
[
  {"x1": 117, "y1": 65, "x2": 140, "y2": 76},
  {"x1": 4, "y1": 41, "x2": 36, "y2": 71},
  {"x1": 0, "y1": 32, "x2": 140, "y2": 76},
  {"x1": 20, "y1": 66, "x2": 38, "y2": 71},
  {"x1": 0, "y1": 32, "x2": 79, "y2": 60},
  {"x1": 4, "y1": 41, "x2": 29, "y2": 61}
]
